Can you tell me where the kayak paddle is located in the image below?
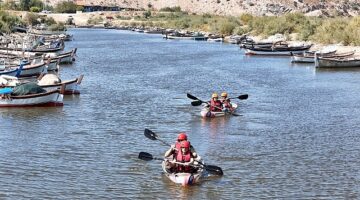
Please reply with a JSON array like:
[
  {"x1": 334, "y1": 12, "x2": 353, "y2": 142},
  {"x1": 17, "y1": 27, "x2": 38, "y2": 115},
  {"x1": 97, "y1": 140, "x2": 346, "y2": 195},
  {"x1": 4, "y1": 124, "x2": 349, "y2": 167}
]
[
  {"x1": 144, "y1": 128, "x2": 171, "y2": 146},
  {"x1": 138, "y1": 152, "x2": 223, "y2": 176}
]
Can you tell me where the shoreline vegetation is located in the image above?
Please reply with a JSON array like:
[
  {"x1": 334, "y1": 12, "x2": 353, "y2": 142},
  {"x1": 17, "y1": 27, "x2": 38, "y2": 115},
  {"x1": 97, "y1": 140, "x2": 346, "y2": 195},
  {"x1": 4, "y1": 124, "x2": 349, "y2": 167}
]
[{"x1": 1, "y1": 7, "x2": 360, "y2": 53}]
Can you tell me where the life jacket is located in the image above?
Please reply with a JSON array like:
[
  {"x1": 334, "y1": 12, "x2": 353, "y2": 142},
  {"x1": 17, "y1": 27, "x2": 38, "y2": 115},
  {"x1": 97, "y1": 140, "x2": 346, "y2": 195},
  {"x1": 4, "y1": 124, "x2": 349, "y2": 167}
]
[
  {"x1": 174, "y1": 142, "x2": 192, "y2": 172},
  {"x1": 210, "y1": 99, "x2": 222, "y2": 112},
  {"x1": 221, "y1": 99, "x2": 232, "y2": 109}
]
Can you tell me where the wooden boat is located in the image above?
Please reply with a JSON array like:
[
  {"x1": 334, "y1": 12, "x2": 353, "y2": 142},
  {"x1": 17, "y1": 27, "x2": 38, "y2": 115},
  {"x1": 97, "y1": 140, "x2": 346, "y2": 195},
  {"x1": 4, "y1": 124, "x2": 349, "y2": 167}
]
[
  {"x1": 200, "y1": 103, "x2": 238, "y2": 118},
  {"x1": 162, "y1": 160, "x2": 204, "y2": 186},
  {"x1": 14, "y1": 61, "x2": 47, "y2": 77},
  {"x1": 315, "y1": 52, "x2": 360, "y2": 68},
  {"x1": 163, "y1": 32, "x2": 208, "y2": 41},
  {"x1": 39, "y1": 74, "x2": 84, "y2": 94},
  {"x1": 0, "y1": 89, "x2": 63, "y2": 107},
  {"x1": 244, "y1": 43, "x2": 312, "y2": 56},
  {"x1": 45, "y1": 48, "x2": 77, "y2": 64},
  {"x1": 291, "y1": 49, "x2": 337, "y2": 63}
]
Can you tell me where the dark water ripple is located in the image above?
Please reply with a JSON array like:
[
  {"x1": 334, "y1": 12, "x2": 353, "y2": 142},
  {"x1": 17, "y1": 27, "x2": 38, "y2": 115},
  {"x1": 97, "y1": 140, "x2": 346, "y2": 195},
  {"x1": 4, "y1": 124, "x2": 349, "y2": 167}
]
[{"x1": 0, "y1": 28, "x2": 359, "y2": 198}]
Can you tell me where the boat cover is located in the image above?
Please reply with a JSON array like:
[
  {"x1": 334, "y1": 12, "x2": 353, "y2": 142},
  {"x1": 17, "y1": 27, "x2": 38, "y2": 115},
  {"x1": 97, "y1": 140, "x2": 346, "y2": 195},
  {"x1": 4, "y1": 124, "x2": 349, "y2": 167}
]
[{"x1": 12, "y1": 82, "x2": 46, "y2": 96}]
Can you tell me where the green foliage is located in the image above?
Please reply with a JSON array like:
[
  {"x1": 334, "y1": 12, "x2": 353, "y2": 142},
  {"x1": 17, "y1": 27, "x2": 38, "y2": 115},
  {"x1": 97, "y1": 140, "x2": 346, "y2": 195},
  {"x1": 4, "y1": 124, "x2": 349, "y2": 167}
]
[
  {"x1": 220, "y1": 22, "x2": 236, "y2": 35},
  {"x1": 159, "y1": 6, "x2": 181, "y2": 12},
  {"x1": 87, "y1": 16, "x2": 103, "y2": 25},
  {"x1": 23, "y1": 12, "x2": 40, "y2": 26},
  {"x1": 76, "y1": 6, "x2": 84, "y2": 11},
  {"x1": 143, "y1": 10, "x2": 151, "y2": 18},
  {"x1": 2, "y1": 1, "x2": 19, "y2": 10},
  {"x1": 54, "y1": 1, "x2": 77, "y2": 13},
  {"x1": 240, "y1": 13, "x2": 253, "y2": 25},
  {"x1": 44, "y1": 16, "x2": 56, "y2": 25},
  {"x1": 0, "y1": 10, "x2": 22, "y2": 32},
  {"x1": 30, "y1": 6, "x2": 41, "y2": 12},
  {"x1": 48, "y1": 22, "x2": 66, "y2": 31}
]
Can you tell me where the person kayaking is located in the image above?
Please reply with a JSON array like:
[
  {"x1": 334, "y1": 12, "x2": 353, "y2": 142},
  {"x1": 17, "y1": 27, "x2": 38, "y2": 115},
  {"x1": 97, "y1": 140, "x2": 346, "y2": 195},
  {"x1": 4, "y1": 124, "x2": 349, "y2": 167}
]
[
  {"x1": 209, "y1": 93, "x2": 223, "y2": 112},
  {"x1": 220, "y1": 92, "x2": 234, "y2": 112},
  {"x1": 164, "y1": 133, "x2": 201, "y2": 173}
]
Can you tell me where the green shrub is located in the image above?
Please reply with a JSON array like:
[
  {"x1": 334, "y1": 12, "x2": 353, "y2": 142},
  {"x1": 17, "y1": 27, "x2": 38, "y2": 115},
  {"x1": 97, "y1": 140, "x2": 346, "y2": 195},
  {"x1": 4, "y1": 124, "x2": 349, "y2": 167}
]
[
  {"x1": 220, "y1": 22, "x2": 235, "y2": 35},
  {"x1": 240, "y1": 13, "x2": 253, "y2": 25},
  {"x1": 48, "y1": 22, "x2": 66, "y2": 31},
  {"x1": 159, "y1": 6, "x2": 181, "y2": 12},
  {"x1": 30, "y1": 6, "x2": 41, "y2": 12},
  {"x1": 87, "y1": 16, "x2": 103, "y2": 25},
  {"x1": 54, "y1": 1, "x2": 77, "y2": 13},
  {"x1": 23, "y1": 12, "x2": 40, "y2": 25}
]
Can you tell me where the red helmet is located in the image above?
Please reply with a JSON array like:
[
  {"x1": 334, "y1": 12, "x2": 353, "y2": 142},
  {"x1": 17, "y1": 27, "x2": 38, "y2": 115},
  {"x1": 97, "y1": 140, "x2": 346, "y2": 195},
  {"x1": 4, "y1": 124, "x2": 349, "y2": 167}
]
[
  {"x1": 177, "y1": 133, "x2": 187, "y2": 141},
  {"x1": 181, "y1": 141, "x2": 190, "y2": 148}
]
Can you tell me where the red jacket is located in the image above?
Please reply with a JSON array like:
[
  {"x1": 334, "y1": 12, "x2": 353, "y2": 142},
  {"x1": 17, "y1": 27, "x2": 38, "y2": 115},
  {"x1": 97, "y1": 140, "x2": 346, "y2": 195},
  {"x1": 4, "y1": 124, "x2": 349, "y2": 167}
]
[
  {"x1": 175, "y1": 142, "x2": 192, "y2": 172},
  {"x1": 209, "y1": 99, "x2": 223, "y2": 112}
]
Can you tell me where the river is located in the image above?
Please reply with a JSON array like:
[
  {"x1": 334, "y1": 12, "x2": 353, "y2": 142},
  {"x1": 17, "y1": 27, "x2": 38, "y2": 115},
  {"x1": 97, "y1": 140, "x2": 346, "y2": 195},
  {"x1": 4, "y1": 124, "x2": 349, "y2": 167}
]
[{"x1": 0, "y1": 28, "x2": 359, "y2": 199}]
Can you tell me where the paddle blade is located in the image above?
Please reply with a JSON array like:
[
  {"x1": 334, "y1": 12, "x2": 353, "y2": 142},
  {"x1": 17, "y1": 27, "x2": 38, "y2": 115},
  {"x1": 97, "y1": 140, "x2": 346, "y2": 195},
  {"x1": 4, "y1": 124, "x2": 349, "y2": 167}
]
[
  {"x1": 204, "y1": 165, "x2": 224, "y2": 176},
  {"x1": 191, "y1": 100, "x2": 203, "y2": 106},
  {"x1": 238, "y1": 94, "x2": 248, "y2": 100},
  {"x1": 187, "y1": 93, "x2": 198, "y2": 100},
  {"x1": 138, "y1": 152, "x2": 154, "y2": 161},
  {"x1": 144, "y1": 128, "x2": 157, "y2": 140}
]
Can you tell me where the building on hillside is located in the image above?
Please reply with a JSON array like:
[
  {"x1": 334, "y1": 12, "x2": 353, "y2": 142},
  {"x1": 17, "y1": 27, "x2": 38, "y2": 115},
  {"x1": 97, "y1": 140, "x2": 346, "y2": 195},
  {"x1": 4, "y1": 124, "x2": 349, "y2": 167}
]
[{"x1": 74, "y1": 0, "x2": 120, "y2": 12}]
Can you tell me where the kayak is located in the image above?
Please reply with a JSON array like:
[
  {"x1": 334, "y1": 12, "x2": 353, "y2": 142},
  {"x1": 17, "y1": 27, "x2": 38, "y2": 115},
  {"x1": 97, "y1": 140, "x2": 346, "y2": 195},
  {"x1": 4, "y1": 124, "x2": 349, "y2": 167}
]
[
  {"x1": 161, "y1": 160, "x2": 204, "y2": 186},
  {"x1": 200, "y1": 103, "x2": 238, "y2": 118}
]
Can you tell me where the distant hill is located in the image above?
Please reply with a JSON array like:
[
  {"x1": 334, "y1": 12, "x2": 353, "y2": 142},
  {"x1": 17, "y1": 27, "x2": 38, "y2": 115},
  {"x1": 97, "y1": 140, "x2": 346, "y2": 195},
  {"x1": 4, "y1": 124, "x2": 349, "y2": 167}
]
[{"x1": 49, "y1": 0, "x2": 360, "y2": 16}]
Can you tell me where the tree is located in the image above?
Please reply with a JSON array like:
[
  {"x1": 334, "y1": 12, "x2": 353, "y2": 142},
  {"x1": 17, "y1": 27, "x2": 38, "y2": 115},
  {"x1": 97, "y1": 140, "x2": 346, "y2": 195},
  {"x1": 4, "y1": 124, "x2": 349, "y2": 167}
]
[{"x1": 54, "y1": 1, "x2": 77, "y2": 13}]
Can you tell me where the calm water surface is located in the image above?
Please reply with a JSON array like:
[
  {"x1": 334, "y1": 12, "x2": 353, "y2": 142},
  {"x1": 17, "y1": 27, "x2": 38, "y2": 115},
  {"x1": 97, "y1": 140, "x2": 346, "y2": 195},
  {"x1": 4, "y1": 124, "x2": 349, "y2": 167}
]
[{"x1": 0, "y1": 29, "x2": 359, "y2": 199}]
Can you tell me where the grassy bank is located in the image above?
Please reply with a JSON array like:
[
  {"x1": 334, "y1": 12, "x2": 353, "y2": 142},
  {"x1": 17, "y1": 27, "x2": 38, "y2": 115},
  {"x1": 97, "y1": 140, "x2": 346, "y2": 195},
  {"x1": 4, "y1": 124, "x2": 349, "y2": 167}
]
[{"x1": 114, "y1": 10, "x2": 360, "y2": 45}]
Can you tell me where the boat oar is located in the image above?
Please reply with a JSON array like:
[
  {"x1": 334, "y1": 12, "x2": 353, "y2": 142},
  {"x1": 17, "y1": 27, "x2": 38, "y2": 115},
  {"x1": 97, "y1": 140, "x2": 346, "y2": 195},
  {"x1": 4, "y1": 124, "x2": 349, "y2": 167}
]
[
  {"x1": 138, "y1": 152, "x2": 223, "y2": 176},
  {"x1": 143, "y1": 129, "x2": 224, "y2": 176},
  {"x1": 144, "y1": 128, "x2": 171, "y2": 146},
  {"x1": 229, "y1": 94, "x2": 249, "y2": 100}
]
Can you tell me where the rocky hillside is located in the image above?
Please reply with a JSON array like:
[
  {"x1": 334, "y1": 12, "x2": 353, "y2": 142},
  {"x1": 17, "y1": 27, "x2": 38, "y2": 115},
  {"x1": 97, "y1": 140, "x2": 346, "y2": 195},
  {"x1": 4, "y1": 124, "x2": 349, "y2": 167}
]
[{"x1": 53, "y1": 0, "x2": 360, "y2": 16}]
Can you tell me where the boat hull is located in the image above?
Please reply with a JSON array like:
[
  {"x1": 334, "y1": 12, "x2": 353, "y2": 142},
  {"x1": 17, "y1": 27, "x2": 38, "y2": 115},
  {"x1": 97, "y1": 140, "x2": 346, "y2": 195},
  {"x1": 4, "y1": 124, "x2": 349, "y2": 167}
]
[
  {"x1": 200, "y1": 103, "x2": 238, "y2": 118},
  {"x1": 0, "y1": 90, "x2": 63, "y2": 107},
  {"x1": 162, "y1": 161, "x2": 203, "y2": 186}
]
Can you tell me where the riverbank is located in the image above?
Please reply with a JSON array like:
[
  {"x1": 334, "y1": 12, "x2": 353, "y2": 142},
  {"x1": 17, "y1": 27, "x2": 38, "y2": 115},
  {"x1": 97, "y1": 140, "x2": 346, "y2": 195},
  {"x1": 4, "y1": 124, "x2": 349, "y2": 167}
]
[{"x1": 8, "y1": 10, "x2": 360, "y2": 56}]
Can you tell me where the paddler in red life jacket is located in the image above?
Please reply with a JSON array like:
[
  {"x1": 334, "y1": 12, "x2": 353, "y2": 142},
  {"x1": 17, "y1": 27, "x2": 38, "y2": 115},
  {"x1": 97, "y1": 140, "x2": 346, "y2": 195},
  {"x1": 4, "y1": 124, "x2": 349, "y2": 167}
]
[
  {"x1": 164, "y1": 133, "x2": 202, "y2": 172},
  {"x1": 220, "y1": 92, "x2": 234, "y2": 112},
  {"x1": 175, "y1": 141, "x2": 194, "y2": 172},
  {"x1": 209, "y1": 93, "x2": 223, "y2": 112}
]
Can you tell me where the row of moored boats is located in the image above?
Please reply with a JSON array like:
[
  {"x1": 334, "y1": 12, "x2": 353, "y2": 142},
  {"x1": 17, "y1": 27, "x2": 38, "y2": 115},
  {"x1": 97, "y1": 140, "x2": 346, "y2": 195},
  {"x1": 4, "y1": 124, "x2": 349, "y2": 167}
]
[{"x1": 0, "y1": 29, "x2": 82, "y2": 107}]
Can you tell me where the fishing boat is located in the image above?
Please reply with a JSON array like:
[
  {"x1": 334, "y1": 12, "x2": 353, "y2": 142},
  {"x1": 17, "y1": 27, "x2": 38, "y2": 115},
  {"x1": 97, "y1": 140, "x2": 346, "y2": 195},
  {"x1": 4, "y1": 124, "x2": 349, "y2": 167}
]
[
  {"x1": 315, "y1": 55, "x2": 360, "y2": 68},
  {"x1": 15, "y1": 61, "x2": 47, "y2": 77},
  {"x1": 0, "y1": 88, "x2": 63, "y2": 107},
  {"x1": 161, "y1": 160, "x2": 204, "y2": 186},
  {"x1": 45, "y1": 48, "x2": 77, "y2": 64},
  {"x1": 291, "y1": 49, "x2": 337, "y2": 63},
  {"x1": 39, "y1": 74, "x2": 84, "y2": 94},
  {"x1": 200, "y1": 103, "x2": 238, "y2": 118},
  {"x1": 244, "y1": 43, "x2": 312, "y2": 56}
]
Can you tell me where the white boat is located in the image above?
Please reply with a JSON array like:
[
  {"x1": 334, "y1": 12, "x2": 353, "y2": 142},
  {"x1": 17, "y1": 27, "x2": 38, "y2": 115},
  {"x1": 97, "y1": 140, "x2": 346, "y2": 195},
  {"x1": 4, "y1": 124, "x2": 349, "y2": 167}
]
[
  {"x1": 161, "y1": 160, "x2": 204, "y2": 186},
  {"x1": 315, "y1": 57, "x2": 360, "y2": 68},
  {"x1": 244, "y1": 45, "x2": 312, "y2": 56},
  {"x1": 14, "y1": 61, "x2": 47, "y2": 77},
  {"x1": 200, "y1": 103, "x2": 238, "y2": 118},
  {"x1": 0, "y1": 89, "x2": 63, "y2": 107},
  {"x1": 45, "y1": 48, "x2": 77, "y2": 64},
  {"x1": 207, "y1": 38, "x2": 224, "y2": 42},
  {"x1": 291, "y1": 49, "x2": 337, "y2": 63},
  {"x1": 39, "y1": 74, "x2": 84, "y2": 94}
]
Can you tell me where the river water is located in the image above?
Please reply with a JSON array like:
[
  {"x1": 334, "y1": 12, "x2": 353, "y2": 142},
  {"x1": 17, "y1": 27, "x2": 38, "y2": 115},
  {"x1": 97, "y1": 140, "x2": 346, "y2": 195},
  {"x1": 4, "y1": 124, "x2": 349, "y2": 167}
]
[{"x1": 0, "y1": 28, "x2": 359, "y2": 199}]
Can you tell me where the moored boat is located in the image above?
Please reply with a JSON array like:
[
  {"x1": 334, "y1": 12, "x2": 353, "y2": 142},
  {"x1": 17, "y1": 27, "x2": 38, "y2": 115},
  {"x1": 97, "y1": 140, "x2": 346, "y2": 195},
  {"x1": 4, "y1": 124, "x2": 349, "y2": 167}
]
[
  {"x1": 244, "y1": 44, "x2": 312, "y2": 56},
  {"x1": 200, "y1": 103, "x2": 238, "y2": 118},
  {"x1": 0, "y1": 89, "x2": 63, "y2": 107},
  {"x1": 315, "y1": 56, "x2": 360, "y2": 68}
]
